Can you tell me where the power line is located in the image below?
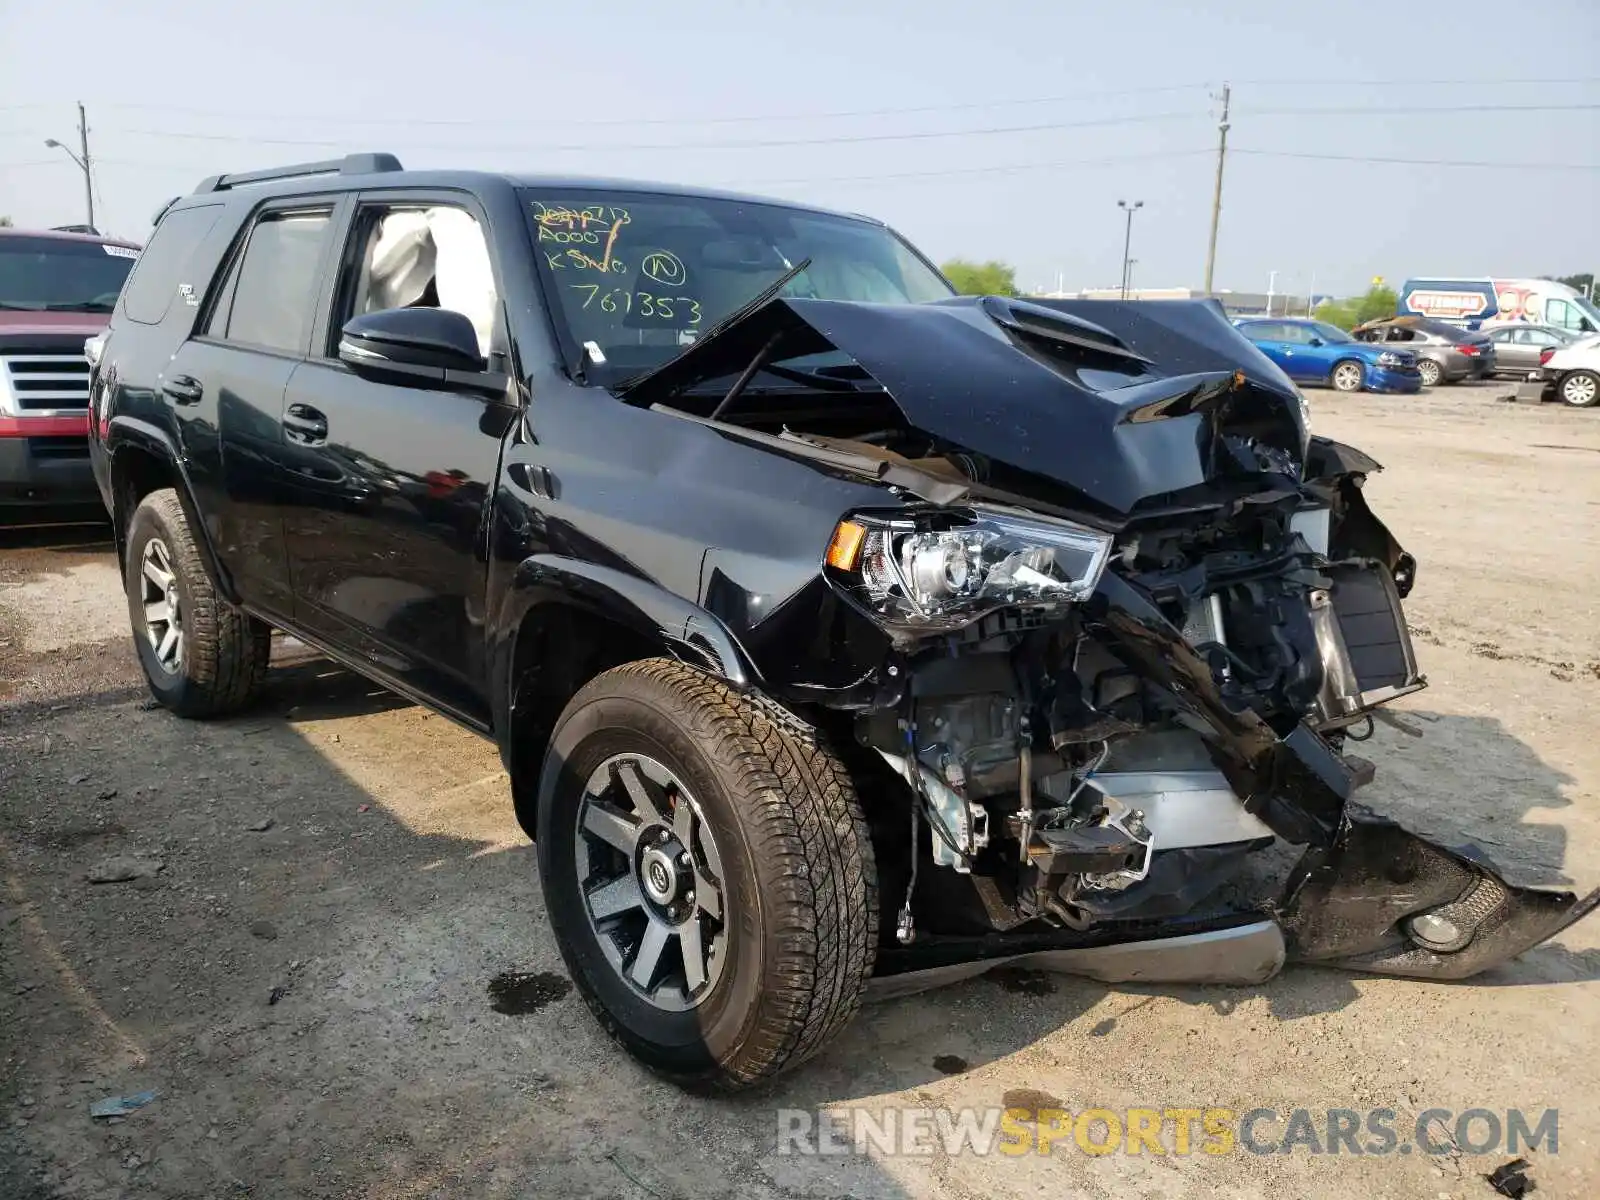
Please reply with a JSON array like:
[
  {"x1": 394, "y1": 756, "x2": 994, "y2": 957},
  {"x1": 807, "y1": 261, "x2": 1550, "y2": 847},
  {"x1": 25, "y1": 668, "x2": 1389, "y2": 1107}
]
[
  {"x1": 103, "y1": 109, "x2": 1208, "y2": 153},
  {"x1": 94, "y1": 84, "x2": 1212, "y2": 129},
  {"x1": 1234, "y1": 148, "x2": 1600, "y2": 171},
  {"x1": 81, "y1": 76, "x2": 1600, "y2": 130},
  {"x1": 728, "y1": 148, "x2": 1212, "y2": 188},
  {"x1": 1238, "y1": 101, "x2": 1600, "y2": 116}
]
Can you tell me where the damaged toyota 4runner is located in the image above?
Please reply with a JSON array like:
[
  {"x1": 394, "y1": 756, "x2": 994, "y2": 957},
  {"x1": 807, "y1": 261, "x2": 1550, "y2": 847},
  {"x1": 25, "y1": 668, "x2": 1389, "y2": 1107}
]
[{"x1": 89, "y1": 155, "x2": 1598, "y2": 1090}]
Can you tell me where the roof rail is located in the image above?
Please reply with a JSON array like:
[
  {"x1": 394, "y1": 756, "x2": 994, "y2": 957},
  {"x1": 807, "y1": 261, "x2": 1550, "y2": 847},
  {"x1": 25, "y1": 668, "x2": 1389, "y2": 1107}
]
[{"x1": 193, "y1": 152, "x2": 403, "y2": 195}]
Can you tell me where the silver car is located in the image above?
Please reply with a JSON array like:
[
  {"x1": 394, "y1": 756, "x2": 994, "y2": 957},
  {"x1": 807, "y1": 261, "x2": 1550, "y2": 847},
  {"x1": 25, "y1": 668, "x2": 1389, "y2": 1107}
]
[{"x1": 1483, "y1": 323, "x2": 1575, "y2": 377}]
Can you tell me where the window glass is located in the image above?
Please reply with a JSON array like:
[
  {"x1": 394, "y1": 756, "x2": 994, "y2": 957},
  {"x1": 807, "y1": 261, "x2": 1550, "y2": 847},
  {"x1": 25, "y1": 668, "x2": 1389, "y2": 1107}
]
[
  {"x1": 1279, "y1": 324, "x2": 1312, "y2": 344},
  {"x1": 223, "y1": 210, "x2": 333, "y2": 353},
  {"x1": 340, "y1": 205, "x2": 498, "y2": 356},
  {"x1": 121, "y1": 204, "x2": 224, "y2": 325},
  {"x1": 1545, "y1": 299, "x2": 1578, "y2": 330}
]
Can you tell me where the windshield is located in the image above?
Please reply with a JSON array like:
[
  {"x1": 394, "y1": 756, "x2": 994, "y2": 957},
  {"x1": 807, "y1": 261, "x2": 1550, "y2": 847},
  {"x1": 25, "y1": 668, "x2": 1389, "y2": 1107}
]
[
  {"x1": 523, "y1": 190, "x2": 952, "y2": 384},
  {"x1": 0, "y1": 236, "x2": 138, "y2": 312},
  {"x1": 1309, "y1": 321, "x2": 1353, "y2": 344}
]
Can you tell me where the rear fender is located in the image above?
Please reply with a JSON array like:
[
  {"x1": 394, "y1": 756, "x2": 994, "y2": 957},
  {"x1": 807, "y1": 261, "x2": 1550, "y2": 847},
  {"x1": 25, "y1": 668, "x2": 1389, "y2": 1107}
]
[{"x1": 104, "y1": 416, "x2": 233, "y2": 600}]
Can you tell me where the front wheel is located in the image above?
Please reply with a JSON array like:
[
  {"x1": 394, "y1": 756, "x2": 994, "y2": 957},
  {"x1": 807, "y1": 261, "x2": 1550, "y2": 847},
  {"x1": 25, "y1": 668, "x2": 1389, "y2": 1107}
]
[
  {"x1": 124, "y1": 489, "x2": 271, "y2": 717},
  {"x1": 1331, "y1": 360, "x2": 1365, "y2": 393},
  {"x1": 1417, "y1": 358, "x2": 1443, "y2": 388},
  {"x1": 1558, "y1": 369, "x2": 1600, "y2": 408},
  {"x1": 536, "y1": 659, "x2": 878, "y2": 1090}
]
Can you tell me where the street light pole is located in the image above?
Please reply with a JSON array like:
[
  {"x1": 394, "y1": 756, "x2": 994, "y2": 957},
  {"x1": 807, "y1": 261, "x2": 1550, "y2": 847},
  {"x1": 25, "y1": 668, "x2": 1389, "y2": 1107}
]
[
  {"x1": 43, "y1": 102, "x2": 95, "y2": 232},
  {"x1": 1118, "y1": 199, "x2": 1143, "y2": 300}
]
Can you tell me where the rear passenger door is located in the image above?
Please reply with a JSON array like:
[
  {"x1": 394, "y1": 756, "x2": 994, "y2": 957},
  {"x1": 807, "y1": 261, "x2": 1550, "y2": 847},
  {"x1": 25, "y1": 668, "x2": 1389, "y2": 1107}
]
[
  {"x1": 276, "y1": 192, "x2": 514, "y2": 725},
  {"x1": 171, "y1": 198, "x2": 344, "y2": 617}
]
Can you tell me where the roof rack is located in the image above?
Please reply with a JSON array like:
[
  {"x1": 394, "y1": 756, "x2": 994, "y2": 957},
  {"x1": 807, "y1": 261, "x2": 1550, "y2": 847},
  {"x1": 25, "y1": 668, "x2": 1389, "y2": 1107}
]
[{"x1": 193, "y1": 152, "x2": 403, "y2": 195}]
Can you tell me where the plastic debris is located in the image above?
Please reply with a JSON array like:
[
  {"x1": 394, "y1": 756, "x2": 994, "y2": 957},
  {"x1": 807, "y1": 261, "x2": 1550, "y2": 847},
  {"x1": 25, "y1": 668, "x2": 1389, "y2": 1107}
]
[
  {"x1": 1484, "y1": 1157, "x2": 1536, "y2": 1198},
  {"x1": 89, "y1": 1091, "x2": 156, "y2": 1119}
]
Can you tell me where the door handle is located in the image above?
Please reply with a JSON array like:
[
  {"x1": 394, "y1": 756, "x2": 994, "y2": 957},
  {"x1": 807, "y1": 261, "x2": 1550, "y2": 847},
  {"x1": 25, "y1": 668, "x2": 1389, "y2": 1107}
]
[
  {"x1": 162, "y1": 375, "x2": 203, "y2": 405},
  {"x1": 283, "y1": 403, "x2": 329, "y2": 446}
]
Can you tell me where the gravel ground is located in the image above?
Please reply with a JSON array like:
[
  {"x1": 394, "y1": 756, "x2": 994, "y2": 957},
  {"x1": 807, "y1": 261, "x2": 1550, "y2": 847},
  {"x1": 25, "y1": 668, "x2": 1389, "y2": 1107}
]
[{"x1": 2, "y1": 383, "x2": 1598, "y2": 1199}]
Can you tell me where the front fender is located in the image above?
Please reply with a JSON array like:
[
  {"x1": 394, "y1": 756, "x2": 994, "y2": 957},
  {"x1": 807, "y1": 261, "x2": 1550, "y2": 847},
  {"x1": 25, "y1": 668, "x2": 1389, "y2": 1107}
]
[{"x1": 488, "y1": 554, "x2": 761, "y2": 759}]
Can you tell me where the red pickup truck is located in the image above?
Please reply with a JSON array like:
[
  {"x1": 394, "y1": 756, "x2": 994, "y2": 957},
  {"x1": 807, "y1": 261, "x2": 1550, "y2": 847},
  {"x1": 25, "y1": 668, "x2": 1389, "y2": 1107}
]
[{"x1": 1, "y1": 226, "x2": 140, "y2": 519}]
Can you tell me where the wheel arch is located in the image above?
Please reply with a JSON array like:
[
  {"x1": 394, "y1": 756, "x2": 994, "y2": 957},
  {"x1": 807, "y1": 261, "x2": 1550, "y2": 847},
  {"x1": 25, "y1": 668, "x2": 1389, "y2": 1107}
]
[
  {"x1": 492, "y1": 555, "x2": 763, "y2": 834},
  {"x1": 104, "y1": 418, "x2": 232, "y2": 601}
]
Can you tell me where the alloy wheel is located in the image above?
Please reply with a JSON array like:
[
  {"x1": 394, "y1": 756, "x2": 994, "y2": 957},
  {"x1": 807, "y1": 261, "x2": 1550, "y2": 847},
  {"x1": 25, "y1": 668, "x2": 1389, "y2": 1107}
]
[
  {"x1": 574, "y1": 753, "x2": 728, "y2": 1012},
  {"x1": 1333, "y1": 363, "x2": 1363, "y2": 392},
  {"x1": 1418, "y1": 360, "x2": 1442, "y2": 387},
  {"x1": 138, "y1": 537, "x2": 184, "y2": 674}
]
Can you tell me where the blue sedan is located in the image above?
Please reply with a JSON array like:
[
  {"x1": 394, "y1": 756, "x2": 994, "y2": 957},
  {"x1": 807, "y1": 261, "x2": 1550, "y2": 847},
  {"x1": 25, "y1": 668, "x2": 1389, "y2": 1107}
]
[{"x1": 1235, "y1": 318, "x2": 1422, "y2": 394}]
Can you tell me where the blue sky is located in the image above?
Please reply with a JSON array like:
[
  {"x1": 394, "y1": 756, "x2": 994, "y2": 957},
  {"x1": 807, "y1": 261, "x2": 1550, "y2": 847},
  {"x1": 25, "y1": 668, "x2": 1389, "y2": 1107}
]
[{"x1": 3, "y1": 0, "x2": 1596, "y2": 296}]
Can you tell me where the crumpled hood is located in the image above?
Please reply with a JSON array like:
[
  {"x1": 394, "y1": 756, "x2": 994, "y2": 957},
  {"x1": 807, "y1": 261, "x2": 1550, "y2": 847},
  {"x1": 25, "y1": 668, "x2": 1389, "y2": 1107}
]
[{"x1": 620, "y1": 294, "x2": 1310, "y2": 515}]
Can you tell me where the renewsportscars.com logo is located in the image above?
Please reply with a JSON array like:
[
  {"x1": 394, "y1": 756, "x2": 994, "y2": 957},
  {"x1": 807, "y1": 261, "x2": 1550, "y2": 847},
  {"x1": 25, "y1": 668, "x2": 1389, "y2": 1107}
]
[{"x1": 776, "y1": 1106, "x2": 1559, "y2": 1158}]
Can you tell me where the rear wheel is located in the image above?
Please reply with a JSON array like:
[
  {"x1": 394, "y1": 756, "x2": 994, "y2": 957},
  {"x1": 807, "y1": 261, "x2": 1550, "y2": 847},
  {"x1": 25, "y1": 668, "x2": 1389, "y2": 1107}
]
[
  {"x1": 1331, "y1": 360, "x2": 1365, "y2": 393},
  {"x1": 1417, "y1": 358, "x2": 1443, "y2": 388},
  {"x1": 1558, "y1": 369, "x2": 1600, "y2": 408},
  {"x1": 536, "y1": 658, "x2": 878, "y2": 1090},
  {"x1": 124, "y1": 489, "x2": 271, "y2": 717}
]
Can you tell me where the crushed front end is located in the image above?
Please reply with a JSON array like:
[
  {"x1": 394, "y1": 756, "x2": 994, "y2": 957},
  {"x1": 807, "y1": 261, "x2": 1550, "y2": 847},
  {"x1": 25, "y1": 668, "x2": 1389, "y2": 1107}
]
[{"x1": 632, "y1": 293, "x2": 1596, "y2": 986}]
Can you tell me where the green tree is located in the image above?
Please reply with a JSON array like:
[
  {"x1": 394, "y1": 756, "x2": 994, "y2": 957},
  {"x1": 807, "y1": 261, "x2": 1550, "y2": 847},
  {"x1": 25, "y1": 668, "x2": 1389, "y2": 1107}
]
[
  {"x1": 0, "y1": 215, "x2": 12, "y2": 227},
  {"x1": 940, "y1": 259, "x2": 1018, "y2": 296},
  {"x1": 1556, "y1": 272, "x2": 1594, "y2": 297},
  {"x1": 1314, "y1": 284, "x2": 1397, "y2": 330}
]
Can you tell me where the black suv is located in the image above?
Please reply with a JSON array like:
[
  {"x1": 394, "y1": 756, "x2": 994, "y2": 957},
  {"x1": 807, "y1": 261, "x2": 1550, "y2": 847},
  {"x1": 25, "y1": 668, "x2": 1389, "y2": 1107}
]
[{"x1": 89, "y1": 154, "x2": 1596, "y2": 1090}]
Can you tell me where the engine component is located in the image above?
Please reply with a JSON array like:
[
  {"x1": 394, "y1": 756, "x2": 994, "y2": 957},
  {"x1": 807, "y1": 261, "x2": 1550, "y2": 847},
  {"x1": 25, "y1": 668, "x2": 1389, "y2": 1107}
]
[
  {"x1": 877, "y1": 749, "x2": 990, "y2": 873},
  {"x1": 1058, "y1": 769, "x2": 1275, "y2": 852},
  {"x1": 1027, "y1": 823, "x2": 1147, "y2": 876},
  {"x1": 1079, "y1": 796, "x2": 1154, "y2": 891}
]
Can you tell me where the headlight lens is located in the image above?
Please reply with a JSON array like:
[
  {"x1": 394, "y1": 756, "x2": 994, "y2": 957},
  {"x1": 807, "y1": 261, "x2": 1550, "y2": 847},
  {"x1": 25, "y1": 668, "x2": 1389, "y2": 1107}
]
[
  {"x1": 827, "y1": 507, "x2": 1113, "y2": 632},
  {"x1": 1376, "y1": 351, "x2": 1404, "y2": 367}
]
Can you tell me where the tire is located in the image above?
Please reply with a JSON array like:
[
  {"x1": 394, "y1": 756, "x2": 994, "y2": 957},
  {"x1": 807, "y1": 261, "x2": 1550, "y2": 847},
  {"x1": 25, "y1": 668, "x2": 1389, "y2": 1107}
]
[
  {"x1": 1330, "y1": 360, "x2": 1365, "y2": 393},
  {"x1": 536, "y1": 658, "x2": 878, "y2": 1090},
  {"x1": 124, "y1": 488, "x2": 271, "y2": 718},
  {"x1": 1417, "y1": 358, "x2": 1443, "y2": 388},
  {"x1": 1558, "y1": 369, "x2": 1600, "y2": 408}
]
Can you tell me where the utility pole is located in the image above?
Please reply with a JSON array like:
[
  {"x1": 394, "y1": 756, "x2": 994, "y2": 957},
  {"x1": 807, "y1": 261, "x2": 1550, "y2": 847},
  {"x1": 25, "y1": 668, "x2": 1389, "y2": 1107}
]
[
  {"x1": 44, "y1": 101, "x2": 96, "y2": 232},
  {"x1": 1266, "y1": 270, "x2": 1277, "y2": 317},
  {"x1": 1118, "y1": 199, "x2": 1143, "y2": 300},
  {"x1": 1202, "y1": 83, "x2": 1230, "y2": 297}
]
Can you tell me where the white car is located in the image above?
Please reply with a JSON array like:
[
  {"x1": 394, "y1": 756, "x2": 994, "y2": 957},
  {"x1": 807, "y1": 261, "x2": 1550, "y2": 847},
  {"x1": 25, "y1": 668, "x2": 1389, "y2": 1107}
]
[{"x1": 1539, "y1": 334, "x2": 1600, "y2": 407}]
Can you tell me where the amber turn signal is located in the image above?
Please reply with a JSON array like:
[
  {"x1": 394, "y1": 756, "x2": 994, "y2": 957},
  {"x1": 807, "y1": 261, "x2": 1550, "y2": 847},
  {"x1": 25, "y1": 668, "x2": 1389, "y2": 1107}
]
[{"x1": 826, "y1": 520, "x2": 868, "y2": 571}]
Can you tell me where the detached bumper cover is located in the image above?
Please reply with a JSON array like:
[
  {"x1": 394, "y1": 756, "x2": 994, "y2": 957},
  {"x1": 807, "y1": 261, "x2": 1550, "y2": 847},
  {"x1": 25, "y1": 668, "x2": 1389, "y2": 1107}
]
[
  {"x1": 1364, "y1": 366, "x2": 1422, "y2": 394},
  {"x1": 1281, "y1": 813, "x2": 1600, "y2": 979}
]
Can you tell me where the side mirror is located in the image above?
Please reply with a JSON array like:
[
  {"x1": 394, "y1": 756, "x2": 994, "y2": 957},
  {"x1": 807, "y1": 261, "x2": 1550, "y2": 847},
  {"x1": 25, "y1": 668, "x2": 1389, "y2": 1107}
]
[
  {"x1": 1307, "y1": 336, "x2": 1324, "y2": 347},
  {"x1": 339, "y1": 307, "x2": 503, "y2": 394}
]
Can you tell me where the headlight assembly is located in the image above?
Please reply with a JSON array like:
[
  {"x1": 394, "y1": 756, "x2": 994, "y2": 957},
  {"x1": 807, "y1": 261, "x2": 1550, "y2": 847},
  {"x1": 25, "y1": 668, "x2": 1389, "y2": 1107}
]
[
  {"x1": 1376, "y1": 351, "x2": 1404, "y2": 368},
  {"x1": 825, "y1": 506, "x2": 1113, "y2": 633}
]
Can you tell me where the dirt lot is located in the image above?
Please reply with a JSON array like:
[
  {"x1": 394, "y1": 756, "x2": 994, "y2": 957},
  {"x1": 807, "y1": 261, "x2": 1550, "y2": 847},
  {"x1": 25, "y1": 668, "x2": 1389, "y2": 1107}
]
[{"x1": 3, "y1": 383, "x2": 1599, "y2": 1200}]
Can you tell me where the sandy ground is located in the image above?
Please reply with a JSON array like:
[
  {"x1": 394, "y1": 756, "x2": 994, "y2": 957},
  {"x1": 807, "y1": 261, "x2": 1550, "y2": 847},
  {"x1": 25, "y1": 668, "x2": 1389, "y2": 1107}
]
[{"x1": 2, "y1": 382, "x2": 1598, "y2": 1200}]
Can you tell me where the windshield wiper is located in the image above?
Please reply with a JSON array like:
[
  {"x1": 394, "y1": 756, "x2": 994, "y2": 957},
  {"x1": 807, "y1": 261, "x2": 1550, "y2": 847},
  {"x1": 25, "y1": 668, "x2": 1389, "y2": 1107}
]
[
  {"x1": 616, "y1": 257, "x2": 812, "y2": 393},
  {"x1": 0, "y1": 302, "x2": 45, "y2": 311}
]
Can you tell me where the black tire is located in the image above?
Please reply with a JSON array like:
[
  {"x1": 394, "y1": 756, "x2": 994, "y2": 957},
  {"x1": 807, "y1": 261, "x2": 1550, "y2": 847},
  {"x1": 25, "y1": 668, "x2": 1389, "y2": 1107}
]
[
  {"x1": 1558, "y1": 369, "x2": 1600, "y2": 408},
  {"x1": 1330, "y1": 359, "x2": 1365, "y2": 393},
  {"x1": 1417, "y1": 358, "x2": 1443, "y2": 388},
  {"x1": 536, "y1": 658, "x2": 878, "y2": 1090},
  {"x1": 124, "y1": 488, "x2": 271, "y2": 718}
]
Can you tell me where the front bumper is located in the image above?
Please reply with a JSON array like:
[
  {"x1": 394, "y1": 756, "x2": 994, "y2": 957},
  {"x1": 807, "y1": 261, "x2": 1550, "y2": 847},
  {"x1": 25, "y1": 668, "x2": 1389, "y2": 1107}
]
[
  {"x1": 1365, "y1": 365, "x2": 1422, "y2": 394},
  {"x1": 0, "y1": 413, "x2": 101, "y2": 512},
  {"x1": 1087, "y1": 569, "x2": 1595, "y2": 980}
]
